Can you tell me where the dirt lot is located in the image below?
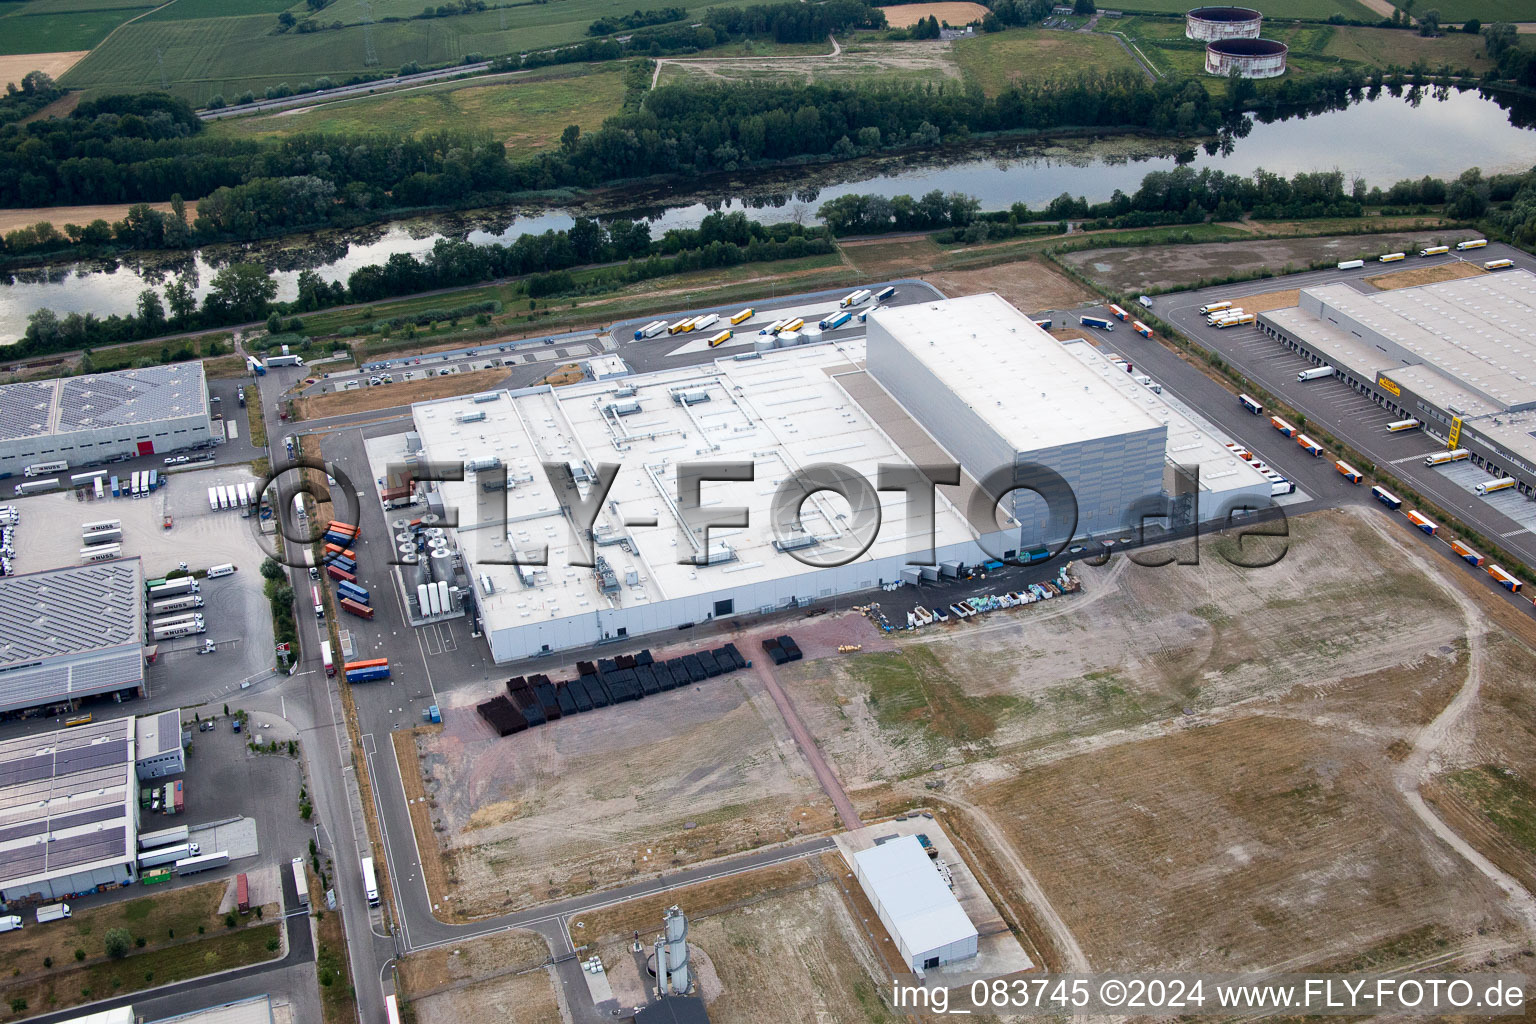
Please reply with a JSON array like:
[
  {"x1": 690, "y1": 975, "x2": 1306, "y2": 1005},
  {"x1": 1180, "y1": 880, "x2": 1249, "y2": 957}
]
[
  {"x1": 842, "y1": 235, "x2": 946, "y2": 277},
  {"x1": 661, "y1": 41, "x2": 961, "y2": 87},
  {"x1": 0, "y1": 51, "x2": 88, "y2": 91},
  {"x1": 411, "y1": 660, "x2": 836, "y2": 916},
  {"x1": 398, "y1": 930, "x2": 557, "y2": 1024},
  {"x1": 294, "y1": 368, "x2": 508, "y2": 420},
  {"x1": 1365, "y1": 261, "x2": 1487, "y2": 290},
  {"x1": 769, "y1": 506, "x2": 1536, "y2": 974},
  {"x1": 880, "y1": 1, "x2": 989, "y2": 25},
  {"x1": 924, "y1": 258, "x2": 1093, "y2": 313},
  {"x1": 1061, "y1": 232, "x2": 1473, "y2": 292}
]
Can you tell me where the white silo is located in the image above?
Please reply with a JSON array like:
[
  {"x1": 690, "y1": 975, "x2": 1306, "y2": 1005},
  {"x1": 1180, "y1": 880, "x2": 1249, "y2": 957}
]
[
  {"x1": 663, "y1": 906, "x2": 689, "y2": 995},
  {"x1": 435, "y1": 580, "x2": 451, "y2": 613},
  {"x1": 416, "y1": 583, "x2": 431, "y2": 616}
]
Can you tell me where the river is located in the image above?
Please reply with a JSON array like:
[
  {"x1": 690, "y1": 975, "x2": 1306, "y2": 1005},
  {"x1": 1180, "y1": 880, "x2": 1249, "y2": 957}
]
[{"x1": 2, "y1": 86, "x2": 1532, "y2": 342}]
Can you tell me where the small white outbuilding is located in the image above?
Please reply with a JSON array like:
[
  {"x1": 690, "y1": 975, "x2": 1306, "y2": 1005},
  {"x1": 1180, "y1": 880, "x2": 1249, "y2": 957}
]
[{"x1": 852, "y1": 835, "x2": 978, "y2": 972}]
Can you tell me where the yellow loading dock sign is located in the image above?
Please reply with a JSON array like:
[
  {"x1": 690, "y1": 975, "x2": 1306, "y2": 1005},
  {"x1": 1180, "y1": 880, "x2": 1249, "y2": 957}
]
[
  {"x1": 1449, "y1": 416, "x2": 1463, "y2": 449},
  {"x1": 1378, "y1": 375, "x2": 1401, "y2": 397}
]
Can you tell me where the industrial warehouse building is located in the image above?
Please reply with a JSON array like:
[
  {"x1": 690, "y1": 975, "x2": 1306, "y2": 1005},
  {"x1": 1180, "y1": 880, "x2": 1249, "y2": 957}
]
[
  {"x1": 0, "y1": 717, "x2": 141, "y2": 900},
  {"x1": 0, "y1": 361, "x2": 212, "y2": 478},
  {"x1": 0, "y1": 558, "x2": 146, "y2": 716},
  {"x1": 410, "y1": 293, "x2": 1270, "y2": 662},
  {"x1": 853, "y1": 835, "x2": 978, "y2": 971},
  {"x1": 1259, "y1": 270, "x2": 1536, "y2": 497}
]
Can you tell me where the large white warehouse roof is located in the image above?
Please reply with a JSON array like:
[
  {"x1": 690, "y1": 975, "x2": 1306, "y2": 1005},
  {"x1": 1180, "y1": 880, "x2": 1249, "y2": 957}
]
[{"x1": 867, "y1": 293, "x2": 1166, "y2": 452}]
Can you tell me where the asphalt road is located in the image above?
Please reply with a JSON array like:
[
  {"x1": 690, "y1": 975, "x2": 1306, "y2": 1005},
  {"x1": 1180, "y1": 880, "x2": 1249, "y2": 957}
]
[{"x1": 198, "y1": 63, "x2": 496, "y2": 120}]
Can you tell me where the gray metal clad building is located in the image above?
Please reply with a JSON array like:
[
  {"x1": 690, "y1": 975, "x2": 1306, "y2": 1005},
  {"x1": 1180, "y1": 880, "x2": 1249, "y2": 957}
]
[
  {"x1": 0, "y1": 361, "x2": 212, "y2": 476},
  {"x1": 134, "y1": 709, "x2": 185, "y2": 780},
  {"x1": 865, "y1": 294, "x2": 1169, "y2": 548},
  {"x1": 1260, "y1": 271, "x2": 1536, "y2": 497},
  {"x1": 0, "y1": 717, "x2": 139, "y2": 900},
  {"x1": 0, "y1": 558, "x2": 146, "y2": 715}
]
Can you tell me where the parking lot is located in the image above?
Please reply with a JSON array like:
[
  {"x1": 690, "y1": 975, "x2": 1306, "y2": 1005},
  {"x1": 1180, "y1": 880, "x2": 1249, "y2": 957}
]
[{"x1": 1148, "y1": 241, "x2": 1536, "y2": 575}]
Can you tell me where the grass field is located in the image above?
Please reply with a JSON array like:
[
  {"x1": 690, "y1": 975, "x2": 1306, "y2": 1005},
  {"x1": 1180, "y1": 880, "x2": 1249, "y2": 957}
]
[
  {"x1": 61, "y1": 0, "x2": 758, "y2": 102},
  {"x1": 208, "y1": 68, "x2": 626, "y2": 158},
  {"x1": 1115, "y1": 0, "x2": 1377, "y2": 18},
  {"x1": 0, "y1": 0, "x2": 155, "y2": 55},
  {"x1": 951, "y1": 28, "x2": 1144, "y2": 93},
  {"x1": 1385, "y1": 0, "x2": 1536, "y2": 20},
  {"x1": 142, "y1": 0, "x2": 298, "y2": 21}
]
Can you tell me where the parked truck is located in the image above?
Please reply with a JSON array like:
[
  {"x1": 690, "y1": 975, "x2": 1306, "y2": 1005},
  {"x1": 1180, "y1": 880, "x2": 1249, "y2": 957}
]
[
  {"x1": 24, "y1": 460, "x2": 69, "y2": 477},
  {"x1": 35, "y1": 903, "x2": 70, "y2": 923},
  {"x1": 138, "y1": 844, "x2": 191, "y2": 868},
  {"x1": 147, "y1": 577, "x2": 197, "y2": 598},
  {"x1": 139, "y1": 825, "x2": 189, "y2": 850},
  {"x1": 1079, "y1": 315, "x2": 1113, "y2": 331},
  {"x1": 151, "y1": 595, "x2": 204, "y2": 614},
  {"x1": 819, "y1": 311, "x2": 853, "y2": 331},
  {"x1": 152, "y1": 620, "x2": 206, "y2": 641},
  {"x1": 1297, "y1": 365, "x2": 1335, "y2": 381},
  {"x1": 176, "y1": 851, "x2": 230, "y2": 875},
  {"x1": 264, "y1": 354, "x2": 303, "y2": 368}
]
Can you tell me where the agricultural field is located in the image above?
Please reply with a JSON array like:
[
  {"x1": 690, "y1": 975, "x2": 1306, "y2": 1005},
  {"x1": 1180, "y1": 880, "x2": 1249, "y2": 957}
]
[
  {"x1": 1117, "y1": 0, "x2": 1378, "y2": 18},
  {"x1": 770, "y1": 506, "x2": 1533, "y2": 976},
  {"x1": 404, "y1": 648, "x2": 838, "y2": 917},
  {"x1": 60, "y1": 0, "x2": 760, "y2": 102},
  {"x1": 0, "y1": 49, "x2": 87, "y2": 87},
  {"x1": 951, "y1": 28, "x2": 1147, "y2": 93},
  {"x1": 0, "y1": 0, "x2": 155, "y2": 55},
  {"x1": 140, "y1": 0, "x2": 295, "y2": 20},
  {"x1": 1384, "y1": 0, "x2": 1536, "y2": 21},
  {"x1": 208, "y1": 68, "x2": 627, "y2": 158},
  {"x1": 879, "y1": 1, "x2": 988, "y2": 26}
]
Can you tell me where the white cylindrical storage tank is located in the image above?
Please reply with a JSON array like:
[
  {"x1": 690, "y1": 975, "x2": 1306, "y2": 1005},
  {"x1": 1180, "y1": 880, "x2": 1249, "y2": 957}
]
[
  {"x1": 754, "y1": 336, "x2": 776, "y2": 353},
  {"x1": 395, "y1": 532, "x2": 412, "y2": 544},
  {"x1": 1185, "y1": 5, "x2": 1261, "y2": 39},
  {"x1": 398, "y1": 542, "x2": 415, "y2": 557},
  {"x1": 416, "y1": 583, "x2": 431, "y2": 615},
  {"x1": 427, "y1": 527, "x2": 445, "y2": 539},
  {"x1": 420, "y1": 514, "x2": 440, "y2": 525},
  {"x1": 776, "y1": 330, "x2": 800, "y2": 348},
  {"x1": 1205, "y1": 36, "x2": 1287, "y2": 76},
  {"x1": 392, "y1": 518, "x2": 410, "y2": 530},
  {"x1": 436, "y1": 580, "x2": 451, "y2": 612}
]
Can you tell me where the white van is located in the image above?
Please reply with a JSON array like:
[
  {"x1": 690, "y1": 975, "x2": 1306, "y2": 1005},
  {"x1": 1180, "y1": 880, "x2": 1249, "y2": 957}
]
[
  {"x1": 0, "y1": 915, "x2": 21, "y2": 932},
  {"x1": 207, "y1": 564, "x2": 237, "y2": 578}
]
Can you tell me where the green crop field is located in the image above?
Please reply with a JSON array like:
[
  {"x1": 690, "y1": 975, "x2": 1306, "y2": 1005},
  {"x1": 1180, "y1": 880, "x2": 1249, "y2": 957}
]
[
  {"x1": 0, "y1": 0, "x2": 156, "y2": 54},
  {"x1": 1115, "y1": 0, "x2": 1378, "y2": 19},
  {"x1": 62, "y1": 0, "x2": 759, "y2": 102},
  {"x1": 142, "y1": 0, "x2": 301, "y2": 21},
  {"x1": 1385, "y1": 0, "x2": 1536, "y2": 20},
  {"x1": 952, "y1": 28, "x2": 1145, "y2": 92},
  {"x1": 209, "y1": 67, "x2": 627, "y2": 158}
]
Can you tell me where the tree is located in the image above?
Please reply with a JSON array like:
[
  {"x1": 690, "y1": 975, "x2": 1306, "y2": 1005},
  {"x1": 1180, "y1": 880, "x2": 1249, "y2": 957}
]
[
  {"x1": 261, "y1": 557, "x2": 285, "y2": 581},
  {"x1": 1417, "y1": 8, "x2": 1439, "y2": 34},
  {"x1": 205, "y1": 264, "x2": 278, "y2": 323},
  {"x1": 266, "y1": 311, "x2": 282, "y2": 333},
  {"x1": 166, "y1": 275, "x2": 196, "y2": 326},
  {"x1": 104, "y1": 928, "x2": 132, "y2": 959},
  {"x1": 1462, "y1": 17, "x2": 1479, "y2": 32},
  {"x1": 560, "y1": 124, "x2": 581, "y2": 152},
  {"x1": 137, "y1": 289, "x2": 166, "y2": 333},
  {"x1": 1073, "y1": 0, "x2": 1095, "y2": 14},
  {"x1": 1483, "y1": 21, "x2": 1516, "y2": 59},
  {"x1": 277, "y1": 10, "x2": 296, "y2": 28}
]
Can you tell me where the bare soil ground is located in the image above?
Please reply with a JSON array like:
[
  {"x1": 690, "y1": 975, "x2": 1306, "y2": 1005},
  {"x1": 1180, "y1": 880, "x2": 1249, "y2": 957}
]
[
  {"x1": 783, "y1": 509, "x2": 1461, "y2": 787},
  {"x1": 0, "y1": 51, "x2": 88, "y2": 91},
  {"x1": 660, "y1": 42, "x2": 960, "y2": 87},
  {"x1": 412, "y1": 664, "x2": 836, "y2": 916},
  {"x1": 398, "y1": 930, "x2": 558, "y2": 1024},
  {"x1": 1233, "y1": 287, "x2": 1300, "y2": 312},
  {"x1": 842, "y1": 235, "x2": 946, "y2": 277},
  {"x1": 880, "y1": 1, "x2": 989, "y2": 25},
  {"x1": 1365, "y1": 261, "x2": 1486, "y2": 290},
  {"x1": 585, "y1": 857, "x2": 933, "y2": 1024},
  {"x1": 923, "y1": 258, "x2": 1093, "y2": 313},
  {"x1": 1062, "y1": 232, "x2": 1472, "y2": 292},
  {"x1": 294, "y1": 368, "x2": 507, "y2": 420},
  {"x1": 0, "y1": 199, "x2": 175, "y2": 235},
  {"x1": 772, "y1": 507, "x2": 1536, "y2": 975}
]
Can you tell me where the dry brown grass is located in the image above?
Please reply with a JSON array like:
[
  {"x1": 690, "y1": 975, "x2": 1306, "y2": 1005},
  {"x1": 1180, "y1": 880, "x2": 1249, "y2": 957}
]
[
  {"x1": 398, "y1": 930, "x2": 557, "y2": 1024},
  {"x1": 923, "y1": 259, "x2": 1092, "y2": 313},
  {"x1": 569, "y1": 858, "x2": 819, "y2": 946},
  {"x1": 540, "y1": 363, "x2": 584, "y2": 386},
  {"x1": 879, "y1": 1, "x2": 988, "y2": 25},
  {"x1": 1233, "y1": 288, "x2": 1300, "y2": 312},
  {"x1": 295, "y1": 368, "x2": 507, "y2": 420},
  {"x1": 1365, "y1": 261, "x2": 1486, "y2": 290},
  {"x1": 394, "y1": 728, "x2": 460, "y2": 921},
  {"x1": 842, "y1": 236, "x2": 946, "y2": 276}
]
